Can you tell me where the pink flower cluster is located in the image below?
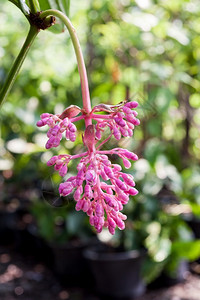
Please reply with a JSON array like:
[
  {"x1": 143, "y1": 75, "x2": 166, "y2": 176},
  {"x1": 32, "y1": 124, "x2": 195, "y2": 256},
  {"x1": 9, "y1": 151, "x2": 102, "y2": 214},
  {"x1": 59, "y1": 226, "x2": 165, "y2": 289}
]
[
  {"x1": 93, "y1": 101, "x2": 140, "y2": 140},
  {"x1": 37, "y1": 100, "x2": 139, "y2": 234},
  {"x1": 36, "y1": 113, "x2": 77, "y2": 149},
  {"x1": 49, "y1": 149, "x2": 138, "y2": 234}
]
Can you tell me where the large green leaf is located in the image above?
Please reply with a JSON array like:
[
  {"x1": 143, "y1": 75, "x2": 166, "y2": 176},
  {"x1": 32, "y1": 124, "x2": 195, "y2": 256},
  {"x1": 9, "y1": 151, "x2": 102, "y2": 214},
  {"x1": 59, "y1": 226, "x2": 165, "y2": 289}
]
[
  {"x1": 9, "y1": 0, "x2": 30, "y2": 15},
  {"x1": 39, "y1": 0, "x2": 70, "y2": 15},
  {"x1": 171, "y1": 240, "x2": 200, "y2": 261}
]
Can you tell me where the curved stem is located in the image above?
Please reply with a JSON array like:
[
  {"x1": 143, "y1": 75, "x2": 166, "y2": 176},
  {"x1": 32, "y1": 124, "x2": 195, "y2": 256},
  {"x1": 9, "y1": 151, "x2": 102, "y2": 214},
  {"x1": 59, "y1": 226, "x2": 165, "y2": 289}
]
[
  {"x1": 40, "y1": 9, "x2": 91, "y2": 121},
  {"x1": 0, "y1": 26, "x2": 38, "y2": 107}
]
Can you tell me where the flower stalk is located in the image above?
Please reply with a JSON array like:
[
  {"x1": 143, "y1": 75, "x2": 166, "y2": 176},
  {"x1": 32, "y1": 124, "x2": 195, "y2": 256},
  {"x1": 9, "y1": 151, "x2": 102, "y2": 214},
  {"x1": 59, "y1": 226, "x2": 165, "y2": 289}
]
[
  {"x1": 0, "y1": 25, "x2": 38, "y2": 107},
  {"x1": 40, "y1": 10, "x2": 91, "y2": 120}
]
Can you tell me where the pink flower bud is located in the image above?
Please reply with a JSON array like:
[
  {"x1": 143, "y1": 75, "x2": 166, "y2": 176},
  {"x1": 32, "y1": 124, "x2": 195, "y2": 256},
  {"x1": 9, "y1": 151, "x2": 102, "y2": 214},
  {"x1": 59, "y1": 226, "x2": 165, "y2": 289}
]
[
  {"x1": 69, "y1": 131, "x2": 76, "y2": 142},
  {"x1": 121, "y1": 174, "x2": 135, "y2": 186},
  {"x1": 118, "y1": 212, "x2": 127, "y2": 220},
  {"x1": 115, "y1": 179, "x2": 127, "y2": 191},
  {"x1": 82, "y1": 199, "x2": 90, "y2": 212},
  {"x1": 104, "y1": 195, "x2": 118, "y2": 209},
  {"x1": 134, "y1": 118, "x2": 140, "y2": 125},
  {"x1": 96, "y1": 203, "x2": 104, "y2": 217},
  {"x1": 127, "y1": 128, "x2": 133, "y2": 137},
  {"x1": 46, "y1": 118, "x2": 54, "y2": 127},
  {"x1": 125, "y1": 101, "x2": 138, "y2": 108},
  {"x1": 108, "y1": 217, "x2": 116, "y2": 228},
  {"x1": 85, "y1": 170, "x2": 96, "y2": 184},
  {"x1": 65, "y1": 129, "x2": 70, "y2": 140},
  {"x1": 104, "y1": 166, "x2": 114, "y2": 179},
  {"x1": 76, "y1": 199, "x2": 83, "y2": 211},
  {"x1": 126, "y1": 114, "x2": 140, "y2": 126},
  {"x1": 84, "y1": 184, "x2": 93, "y2": 199},
  {"x1": 122, "y1": 158, "x2": 132, "y2": 169},
  {"x1": 76, "y1": 169, "x2": 85, "y2": 186},
  {"x1": 60, "y1": 118, "x2": 69, "y2": 127},
  {"x1": 96, "y1": 224, "x2": 103, "y2": 233},
  {"x1": 51, "y1": 125, "x2": 60, "y2": 136},
  {"x1": 68, "y1": 122, "x2": 77, "y2": 132},
  {"x1": 47, "y1": 156, "x2": 57, "y2": 166},
  {"x1": 114, "y1": 116, "x2": 126, "y2": 127},
  {"x1": 122, "y1": 150, "x2": 138, "y2": 161},
  {"x1": 46, "y1": 136, "x2": 61, "y2": 149},
  {"x1": 112, "y1": 164, "x2": 122, "y2": 172},
  {"x1": 59, "y1": 182, "x2": 73, "y2": 196},
  {"x1": 100, "y1": 169, "x2": 109, "y2": 181},
  {"x1": 36, "y1": 120, "x2": 45, "y2": 127},
  {"x1": 115, "y1": 218, "x2": 125, "y2": 230},
  {"x1": 54, "y1": 163, "x2": 63, "y2": 171},
  {"x1": 74, "y1": 186, "x2": 83, "y2": 201},
  {"x1": 116, "y1": 194, "x2": 129, "y2": 205},
  {"x1": 123, "y1": 106, "x2": 132, "y2": 114},
  {"x1": 113, "y1": 127, "x2": 121, "y2": 140},
  {"x1": 107, "y1": 187, "x2": 113, "y2": 194},
  {"x1": 41, "y1": 113, "x2": 50, "y2": 119},
  {"x1": 89, "y1": 215, "x2": 94, "y2": 226},
  {"x1": 108, "y1": 225, "x2": 115, "y2": 235},
  {"x1": 59, "y1": 164, "x2": 68, "y2": 177},
  {"x1": 120, "y1": 127, "x2": 129, "y2": 137},
  {"x1": 128, "y1": 187, "x2": 138, "y2": 196},
  {"x1": 118, "y1": 201, "x2": 123, "y2": 210}
]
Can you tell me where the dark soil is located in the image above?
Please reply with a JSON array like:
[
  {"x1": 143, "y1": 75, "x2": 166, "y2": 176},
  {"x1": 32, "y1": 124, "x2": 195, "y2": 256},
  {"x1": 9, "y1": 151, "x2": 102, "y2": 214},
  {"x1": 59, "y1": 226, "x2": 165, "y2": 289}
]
[{"x1": 0, "y1": 245, "x2": 200, "y2": 300}]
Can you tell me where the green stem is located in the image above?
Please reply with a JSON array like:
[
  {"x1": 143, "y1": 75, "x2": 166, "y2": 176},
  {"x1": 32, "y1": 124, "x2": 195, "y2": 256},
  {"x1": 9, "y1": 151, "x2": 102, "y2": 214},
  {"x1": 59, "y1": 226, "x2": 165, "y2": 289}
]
[
  {"x1": 40, "y1": 9, "x2": 91, "y2": 120},
  {"x1": 0, "y1": 26, "x2": 38, "y2": 107},
  {"x1": 29, "y1": 0, "x2": 40, "y2": 14}
]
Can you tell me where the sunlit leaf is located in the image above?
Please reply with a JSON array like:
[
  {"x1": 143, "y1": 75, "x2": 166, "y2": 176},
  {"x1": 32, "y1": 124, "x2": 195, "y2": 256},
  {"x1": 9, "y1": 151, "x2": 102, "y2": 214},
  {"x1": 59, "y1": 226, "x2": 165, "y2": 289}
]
[{"x1": 9, "y1": 0, "x2": 30, "y2": 15}]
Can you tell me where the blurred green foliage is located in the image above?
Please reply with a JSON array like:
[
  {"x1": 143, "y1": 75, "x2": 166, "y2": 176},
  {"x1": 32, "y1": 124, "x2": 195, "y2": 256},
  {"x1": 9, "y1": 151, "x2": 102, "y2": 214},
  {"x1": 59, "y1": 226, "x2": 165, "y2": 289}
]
[{"x1": 0, "y1": 0, "x2": 200, "y2": 282}]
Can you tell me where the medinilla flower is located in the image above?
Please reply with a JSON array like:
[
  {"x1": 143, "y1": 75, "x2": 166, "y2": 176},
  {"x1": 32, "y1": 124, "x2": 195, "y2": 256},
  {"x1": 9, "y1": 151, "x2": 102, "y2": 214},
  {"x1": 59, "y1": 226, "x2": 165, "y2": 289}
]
[{"x1": 37, "y1": 100, "x2": 139, "y2": 234}]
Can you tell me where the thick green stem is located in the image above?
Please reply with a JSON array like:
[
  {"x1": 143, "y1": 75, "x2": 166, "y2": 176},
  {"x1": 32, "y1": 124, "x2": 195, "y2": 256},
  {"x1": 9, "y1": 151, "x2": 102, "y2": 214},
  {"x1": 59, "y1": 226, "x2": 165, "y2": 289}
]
[
  {"x1": 0, "y1": 26, "x2": 38, "y2": 107},
  {"x1": 40, "y1": 9, "x2": 92, "y2": 121}
]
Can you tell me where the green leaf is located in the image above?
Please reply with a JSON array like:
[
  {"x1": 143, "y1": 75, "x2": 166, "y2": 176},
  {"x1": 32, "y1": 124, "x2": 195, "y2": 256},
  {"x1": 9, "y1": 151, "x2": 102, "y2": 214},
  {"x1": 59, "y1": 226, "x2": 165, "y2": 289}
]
[
  {"x1": 39, "y1": 0, "x2": 70, "y2": 15},
  {"x1": 171, "y1": 240, "x2": 200, "y2": 261},
  {"x1": 189, "y1": 93, "x2": 200, "y2": 108},
  {"x1": 9, "y1": 0, "x2": 30, "y2": 15}
]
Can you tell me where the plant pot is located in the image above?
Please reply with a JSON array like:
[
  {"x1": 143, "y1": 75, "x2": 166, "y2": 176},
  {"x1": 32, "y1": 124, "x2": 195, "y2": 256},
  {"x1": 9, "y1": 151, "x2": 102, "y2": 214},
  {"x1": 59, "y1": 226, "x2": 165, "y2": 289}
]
[
  {"x1": 84, "y1": 245, "x2": 146, "y2": 299},
  {"x1": 186, "y1": 217, "x2": 200, "y2": 239},
  {"x1": 0, "y1": 210, "x2": 17, "y2": 245},
  {"x1": 149, "y1": 260, "x2": 189, "y2": 289},
  {"x1": 49, "y1": 239, "x2": 95, "y2": 287}
]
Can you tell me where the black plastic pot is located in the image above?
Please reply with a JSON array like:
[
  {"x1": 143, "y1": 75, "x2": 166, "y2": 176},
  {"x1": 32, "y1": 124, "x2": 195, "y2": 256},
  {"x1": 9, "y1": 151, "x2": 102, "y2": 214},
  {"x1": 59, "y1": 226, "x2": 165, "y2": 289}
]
[
  {"x1": 0, "y1": 210, "x2": 17, "y2": 245},
  {"x1": 186, "y1": 218, "x2": 200, "y2": 239},
  {"x1": 84, "y1": 246, "x2": 146, "y2": 299},
  {"x1": 149, "y1": 260, "x2": 189, "y2": 289},
  {"x1": 49, "y1": 239, "x2": 95, "y2": 287}
]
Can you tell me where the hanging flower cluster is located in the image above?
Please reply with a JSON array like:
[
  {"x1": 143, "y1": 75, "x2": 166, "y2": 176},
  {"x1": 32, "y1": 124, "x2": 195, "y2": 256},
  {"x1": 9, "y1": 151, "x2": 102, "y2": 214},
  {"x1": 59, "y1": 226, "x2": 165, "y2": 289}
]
[{"x1": 37, "y1": 100, "x2": 139, "y2": 234}]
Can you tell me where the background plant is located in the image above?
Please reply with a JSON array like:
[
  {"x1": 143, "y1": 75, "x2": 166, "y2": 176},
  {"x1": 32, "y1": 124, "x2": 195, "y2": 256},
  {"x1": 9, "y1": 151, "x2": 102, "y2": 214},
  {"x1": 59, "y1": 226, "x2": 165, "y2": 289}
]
[{"x1": 0, "y1": 0, "x2": 200, "y2": 282}]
